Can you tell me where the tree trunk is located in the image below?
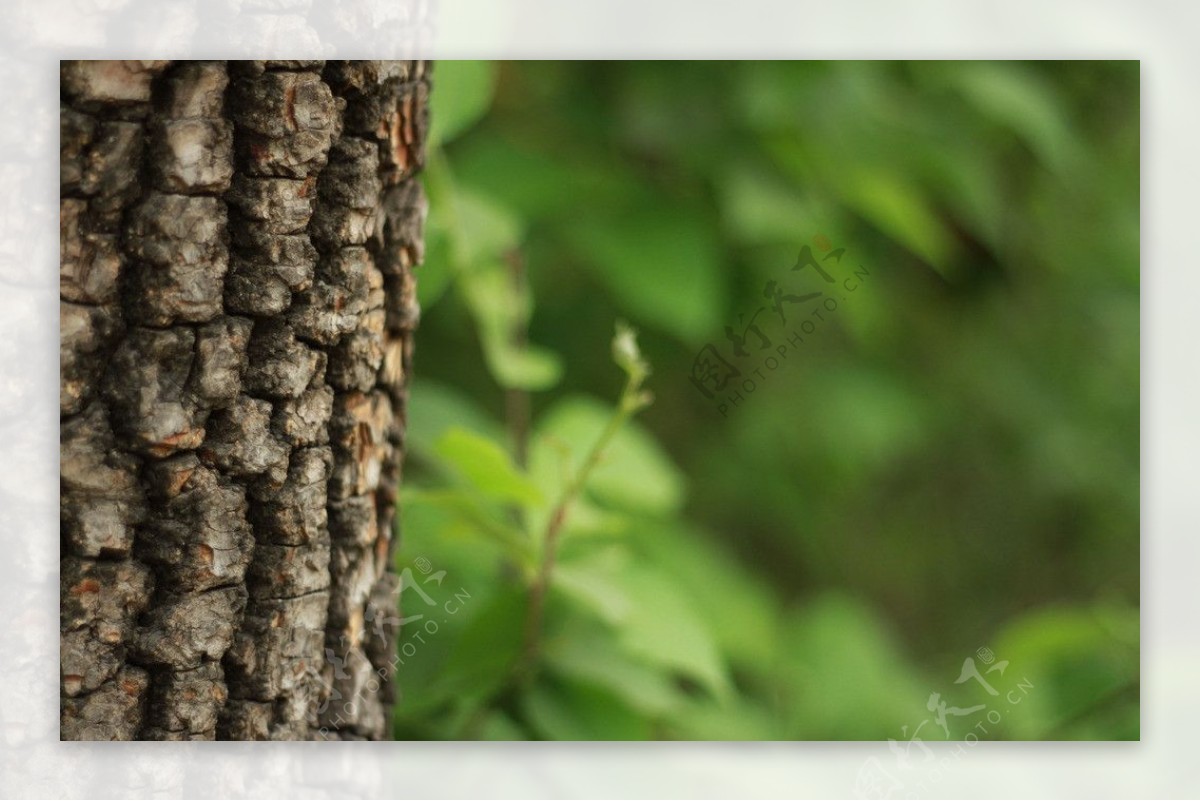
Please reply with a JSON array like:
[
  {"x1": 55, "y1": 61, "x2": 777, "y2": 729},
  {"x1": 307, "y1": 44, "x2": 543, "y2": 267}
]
[{"x1": 59, "y1": 60, "x2": 428, "y2": 740}]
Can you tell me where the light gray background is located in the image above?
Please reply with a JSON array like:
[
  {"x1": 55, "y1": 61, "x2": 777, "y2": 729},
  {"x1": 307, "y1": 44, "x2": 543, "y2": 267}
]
[{"x1": 3, "y1": 0, "x2": 1189, "y2": 797}]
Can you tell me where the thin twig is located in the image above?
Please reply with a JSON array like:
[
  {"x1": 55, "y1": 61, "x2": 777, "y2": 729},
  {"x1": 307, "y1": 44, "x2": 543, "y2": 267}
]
[
  {"x1": 456, "y1": 323, "x2": 651, "y2": 736},
  {"x1": 504, "y1": 248, "x2": 531, "y2": 469},
  {"x1": 517, "y1": 393, "x2": 631, "y2": 681}
]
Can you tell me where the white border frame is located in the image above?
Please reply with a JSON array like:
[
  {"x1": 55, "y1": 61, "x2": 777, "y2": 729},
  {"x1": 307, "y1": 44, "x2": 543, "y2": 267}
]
[{"x1": 3, "y1": 1, "x2": 1191, "y2": 796}]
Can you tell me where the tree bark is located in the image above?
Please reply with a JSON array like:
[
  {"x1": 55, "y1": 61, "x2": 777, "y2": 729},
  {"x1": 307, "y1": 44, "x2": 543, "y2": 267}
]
[{"x1": 59, "y1": 60, "x2": 428, "y2": 740}]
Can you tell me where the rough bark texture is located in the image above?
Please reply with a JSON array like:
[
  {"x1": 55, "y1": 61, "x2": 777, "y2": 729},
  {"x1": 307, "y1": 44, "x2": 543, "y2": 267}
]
[{"x1": 60, "y1": 60, "x2": 428, "y2": 741}]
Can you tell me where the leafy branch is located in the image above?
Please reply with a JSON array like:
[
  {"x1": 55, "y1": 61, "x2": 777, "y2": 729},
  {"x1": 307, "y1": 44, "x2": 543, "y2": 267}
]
[
  {"x1": 515, "y1": 321, "x2": 654, "y2": 681},
  {"x1": 456, "y1": 323, "x2": 653, "y2": 737}
]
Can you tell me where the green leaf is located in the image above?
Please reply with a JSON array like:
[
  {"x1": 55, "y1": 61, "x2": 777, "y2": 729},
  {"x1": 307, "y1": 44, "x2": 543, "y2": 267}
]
[
  {"x1": 615, "y1": 566, "x2": 730, "y2": 701},
  {"x1": 452, "y1": 136, "x2": 579, "y2": 218},
  {"x1": 632, "y1": 521, "x2": 781, "y2": 672},
  {"x1": 401, "y1": 487, "x2": 531, "y2": 564},
  {"x1": 779, "y1": 594, "x2": 931, "y2": 739},
  {"x1": 437, "y1": 588, "x2": 528, "y2": 702},
  {"x1": 460, "y1": 264, "x2": 564, "y2": 390},
  {"x1": 946, "y1": 62, "x2": 1074, "y2": 171},
  {"x1": 405, "y1": 379, "x2": 504, "y2": 462},
  {"x1": 415, "y1": 215, "x2": 455, "y2": 310},
  {"x1": 551, "y1": 547, "x2": 633, "y2": 625},
  {"x1": 544, "y1": 616, "x2": 683, "y2": 717},
  {"x1": 427, "y1": 160, "x2": 565, "y2": 391},
  {"x1": 668, "y1": 697, "x2": 782, "y2": 740},
  {"x1": 452, "y1": 136, "x2": 639, "y2": 222},
  {"x1": 991, "y1": 605, "x2": 1139, "y2": 739},
  {"x1": 429, "y1": 60, "x2": 498, "y2": 148},
  {"x1": 530, "y1": 395, "x2": 685, "y2": 515},
  {"x1": 718, "y1": 162, "x2": 826, "y2": 245},
  {"x1": 434, "y1": 426, "x2": 544, "y2": 507},
  {"x1": 475, "y1": 711, "x2": 528, "y2": 741},
  {"x1": 839, "y1": 168, "x2": 956, "y2": 277},
  {"x1": 546, "y1": 495, "x2": 629, "y2": 540},
  {"x1": 450, "y1": 186, "x2": 523, "y2": 267},
  {"x1": 563, "y1": 208, "x2": 724, "y2": 343},
  {"x1": 524, "y1": 678, "x2": 651, "y2": 741}
]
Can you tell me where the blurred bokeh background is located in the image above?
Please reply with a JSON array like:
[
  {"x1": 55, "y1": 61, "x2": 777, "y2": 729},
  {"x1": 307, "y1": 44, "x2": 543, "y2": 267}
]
[{"x1": 393, "y1": 61, "x2": 1139, "y2": 740}]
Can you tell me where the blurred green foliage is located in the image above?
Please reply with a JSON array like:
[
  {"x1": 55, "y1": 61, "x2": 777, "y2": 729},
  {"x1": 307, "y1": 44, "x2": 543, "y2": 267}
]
[{"x1": 394, "y1": 61, "x2": 1139, "y2": 741}]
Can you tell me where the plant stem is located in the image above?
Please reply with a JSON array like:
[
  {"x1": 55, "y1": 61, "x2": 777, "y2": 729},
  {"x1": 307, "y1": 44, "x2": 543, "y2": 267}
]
[
  {"x1": 456, "y1": 322, "x2": 651, "y2": 737},
  {"x1": 455, "y1": 382, "x2": 638, "y2": 738},
  {"x1": 504, "y1": 249, "x2": 531, "y2": 469},
  {"x1": 516, "y1": 386, "x2": 634, "y2": 682}
]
